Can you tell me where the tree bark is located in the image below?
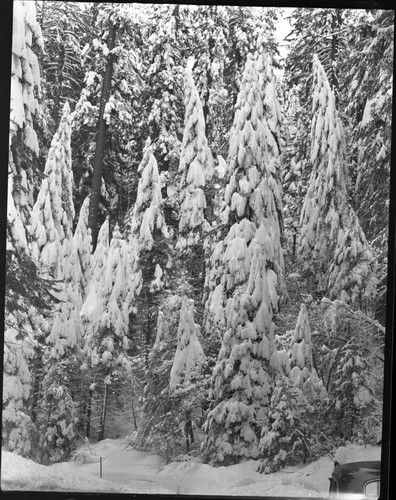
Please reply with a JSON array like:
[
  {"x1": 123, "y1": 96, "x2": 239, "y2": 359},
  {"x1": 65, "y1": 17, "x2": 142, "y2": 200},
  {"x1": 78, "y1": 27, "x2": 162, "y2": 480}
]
[
  {"x1": 88, "y1": 17, "x2": 116, "y2": 250},
  {"x1": 98, "y1": 383, "x2": 109, "y2": 441},
  {"x1": 330, "y1": 10, "x2": 342, "y2": 106},
  {"x1": 86, "y1": 387, "x2": 93, "y2": 438}
]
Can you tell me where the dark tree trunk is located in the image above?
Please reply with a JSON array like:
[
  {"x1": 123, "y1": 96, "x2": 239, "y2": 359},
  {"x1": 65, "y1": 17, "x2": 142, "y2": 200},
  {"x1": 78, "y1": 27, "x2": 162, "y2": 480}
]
[
  {"x1": 172, "y1": 4, "x2": 180, "y2": 36},
  {"x1": 144, "y1": 288, "x2": 155, "y2": 368},
  {"x1": 30, "y1": 371, "x2": 41, "y2": 423},
  {"x1": 53, "y1": 42, "x2": 65, "y2": 131},
  {"x1": 98, "y1": 383, "x2": 109, "y2": 441},
  {"x1": 185, "y1": 409, "x2": 194, "y2": 453},
  {"x1": 330, "y1": 10, "x2": 342, "y2": 106},
  {"x1": 88, "y1": 17, "x2": 116, "y2": 250},
  {"x1": 202, "y1": 7, "x2": 215, "y2": 141},
  {"x1": 86, "y1": 387, "x2": 93, "y2": 438}
]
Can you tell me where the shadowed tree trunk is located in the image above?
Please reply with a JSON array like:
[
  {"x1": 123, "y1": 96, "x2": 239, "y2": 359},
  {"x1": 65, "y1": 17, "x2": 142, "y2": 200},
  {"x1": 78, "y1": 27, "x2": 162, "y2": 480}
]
[
  {"x1": 88, "y1": 17, "x2": 116, "y2": 250},
  {"x1": 98, "y1": 383, "x2": 109, "y2": 442}
]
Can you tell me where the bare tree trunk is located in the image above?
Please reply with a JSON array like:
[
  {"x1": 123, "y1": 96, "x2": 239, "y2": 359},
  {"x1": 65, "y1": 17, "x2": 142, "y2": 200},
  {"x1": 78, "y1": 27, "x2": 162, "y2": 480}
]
[
  {"x1": 86, "y1": 387, "x2": 93, "y2": 438},
  {"x1": 98, "y1": 383, "x2": 109, "y2": 442},
  {"x1": 330, "y1": 10, "x2": 342, "y2": 106},
  {"x1": 88, "y1": 17, "x2": 116, "y2": 250}
]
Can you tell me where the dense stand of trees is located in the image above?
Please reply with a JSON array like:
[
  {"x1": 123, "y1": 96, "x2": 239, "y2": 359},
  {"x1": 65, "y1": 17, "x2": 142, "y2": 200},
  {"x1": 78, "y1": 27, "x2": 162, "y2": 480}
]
[{"x1": 4, "y1": 2, "x2": 392, "y2": 471}]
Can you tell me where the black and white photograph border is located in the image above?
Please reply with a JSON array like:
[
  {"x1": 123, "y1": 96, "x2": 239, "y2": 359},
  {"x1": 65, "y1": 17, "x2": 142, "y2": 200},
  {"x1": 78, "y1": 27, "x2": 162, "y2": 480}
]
[{"x1": 0, "y1": 0, "x2": 394, "y2": 499}]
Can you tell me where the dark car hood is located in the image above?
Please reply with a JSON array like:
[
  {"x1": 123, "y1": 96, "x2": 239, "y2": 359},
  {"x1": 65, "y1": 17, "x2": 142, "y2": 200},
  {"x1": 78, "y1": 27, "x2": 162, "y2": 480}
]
[{"x1": 333, "y1": 461, "x2": 381, "y2": 493}]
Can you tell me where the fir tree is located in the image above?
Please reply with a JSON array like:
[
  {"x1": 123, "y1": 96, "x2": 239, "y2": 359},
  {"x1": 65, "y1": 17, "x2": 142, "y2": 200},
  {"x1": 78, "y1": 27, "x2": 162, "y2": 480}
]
[
  {"x1": 71, "y1": 3, "x2": 144, "y2": 229},
  {"x1": 290, "y1": 303, "x2": 313, "y2": 381},
  {"x1": 170, "y1": 296, "x2": 206, "y2": 390},
  {"x1": 80, "y1": 218, "x2": 110, "y2": 438},
  {"x1": 125, "y1": 140, "x2": 169, "y2": 360},
  {"x1": 9, "y1": 0, "x2": 44, "y2": 229},
  {"x1": 321, "y1": 298, "x2": 383, "y2": 444},
  {"x1": 344, "y1": 10, "x2": 393, "y2": 319},
  {"x1": 169, "y1": 296, "x2": 206, "y2": 453},
  {"x1": 72, "y1": 196, "x2": 93, "y2": 300},
  {"x1": 2, "y1": 320, "x2": 37, "y2": 458},
  {"x1": 299, "y1": 55, "x2": 376, "y2": 307},
  {"x1": 36, "y1": 1, "x2": 91, "y2": 132},
  {"x1": 177, "y1": 58, "x2": 214, "y2": 326},
  {"x1": 202, "y1": 47, "x2": 286, "y2": 464},
  {"x1": 30, "y1": 102, "x2": 75, "y2": 279},
  {"x1": 178, "y1": 58, "x2": 214, "y2": 248},
  {"x1": 134, "y1": 299, "x2": 183, "y2": 460},
  {"x1": 81, "y1": 222, "x2": 131, "y2": 440},
  {"x1": 36, "y1": 236, "x2": 85, "y2": 463},
  {"x1": 258, "y1": 376, "x2": 312, "y2": 473}
]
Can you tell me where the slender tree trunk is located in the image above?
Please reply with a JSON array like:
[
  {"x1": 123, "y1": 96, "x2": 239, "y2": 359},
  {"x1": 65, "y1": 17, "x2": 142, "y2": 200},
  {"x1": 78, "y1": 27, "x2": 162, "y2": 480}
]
[
  {"x1": 98, "y1": 383, "x2": 109, "y2": 441},
  {"x1": 202, "y1": 8, "x2": 214, "y2": 140},
  {"x1": 172, "y1": 4, "x2": 180, "y2": 36},
  {"x1": 131, "y1": 398, "x2": 138, "y2": 431},
  {"x1": 185, "y1": 409, "x2": 194, "y2": 453},
  {"x1": 86, "y1": 387, "x2": 93, "y2": 438},
  {"x1": 330, "y1": 10, "x2": 342, "y2": 106},
  {"x1": 144, "y1": 289, "x2": 155, "y2": 368},
  {"x1": 53, "y1": 43, "x2": 65, "y2": 131},
  {"x1": 30, "y1": 358, "x2": 41, "y2": 423},
  {"x1": 88, "y1": 17, "x2": 116, "y2": 250}
]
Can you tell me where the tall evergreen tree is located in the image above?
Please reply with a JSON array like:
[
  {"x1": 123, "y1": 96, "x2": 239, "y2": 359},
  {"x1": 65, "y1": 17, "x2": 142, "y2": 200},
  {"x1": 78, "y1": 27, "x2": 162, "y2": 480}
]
[
  {"x1": 202, "y1": 47, "x2": 286, "y2": 465},
  {"x1": 9, "y1": 0, "x2": 44, "y2": 229},
  {"x1": 80, "y1": 222, "x2": 131, "y2": 440},
  {"x1": 169, "y1": 296, "x2": 206, "y2": 390},
  {"x1": 37, "y1": 1, "x2": 91, "y2": 132},
  {"x1": 30, "y1": 102, "x2": 75, "y2": 279},
  {"x1": 125, "y1": 140, "x2": 169, "y2": 360},
  {"x1": 343, "y1": 9, "x2": 394, "y2": 318},
  {"x1": 72, "y1": 196, "x2": 93, "y2": 301},
  {"x1": 177, "y1": 58, "x2": 214, "y2": 325},
  {"x1": 37, "y1": 237, "x2": 83, "y2": 463},
  {"x1": 71, "y1": 3, "x2": 144, "y2": 232},
  {"x1": 299, "y1": 55, "x2": 376, "y2": 307}
]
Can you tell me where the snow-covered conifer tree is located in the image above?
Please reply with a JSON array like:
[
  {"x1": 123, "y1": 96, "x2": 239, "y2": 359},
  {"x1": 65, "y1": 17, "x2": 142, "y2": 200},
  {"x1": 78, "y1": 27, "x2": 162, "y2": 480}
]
[
  {"x1": 72, "y1": 196, "x2": 93, "y2": 300},
  {"x1": 258, "y1": 303, "x2": 329, "y2": 473},
  {"x1": 135, "y1": 307, "x2": 175, "y2": 452},
  {"x1": 170, "y1": 296, "x2": 205, "y2": 390},
  {"x1": 299, "y1": 55, "x2": 348, "y2": 278},
  {"x1": 30, "y1": 102, "x2": 75, "y2": 279},
  {"x1": 9, "y1": 0, "x2": 44, "y2": 231},
  {"x1": 289, "y1": 304, "x2": 327, "y2": 403},
  {"x1": 80, "y1": 222, "x2": 131, "y2": 440},
  {"x1": 169, "y1": 296, "x2": 206, "y2": 452},
  {"x1": 81, "y1": 218, "x2": 109, "y2": 321},
  {"x1": 299, "y1": 55, "x2": 376, "y2": 307},
  {"x1": 125, "y1": 140, "x2": 169, "y2": 358},
  {"x1": 327, "y1": 208, "x2": 377, "y2": 309},
  {"x1": 177, "y1": 58, "x2": 214, "y2": 326},
  {"x1": 290, "y1": 303, "x2": 313, "y2": 383},
  {"x1": 2, "y1": 321, "x2": 36, "y2": 457},
  {"x1": 128, "y1": 140, "x2": 168, "y2": 252},
  {"x1": 80, "y1": 218, "x2": 109, "y2": 437},
  {"x1": 258, "y1": 375, "x2": 312, "y2": 473},
  {"x1": 321, "y1": 298, "x2": 383, "y2": 443},
  {"x1": 37, "y1": 237, "x2": 84, "y2": 462},
  {"x1": 204, "y1": 45, "x2": 286, "y2": 339},
  {"x1": 178, "y1": 58, "x2": 214, "y2": 249},
  {"x1": 202, "y1": 46, "x2": 286, "y2": 464}
]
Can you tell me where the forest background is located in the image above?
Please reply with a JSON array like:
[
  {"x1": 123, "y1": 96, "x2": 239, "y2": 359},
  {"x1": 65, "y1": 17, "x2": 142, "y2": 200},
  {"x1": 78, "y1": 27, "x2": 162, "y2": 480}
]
[{"x1": 2, "y1": 0, "x2": 394, "y2": 475}]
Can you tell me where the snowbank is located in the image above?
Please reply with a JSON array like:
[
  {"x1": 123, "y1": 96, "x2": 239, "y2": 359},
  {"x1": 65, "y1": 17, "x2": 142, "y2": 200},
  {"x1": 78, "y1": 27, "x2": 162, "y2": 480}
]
[
  {"x1": 1, "y1": 438, "x2": 381, "y2": 496},
  {"x1": 1, "y1": 448, "x2": 128, "y2": 493}
]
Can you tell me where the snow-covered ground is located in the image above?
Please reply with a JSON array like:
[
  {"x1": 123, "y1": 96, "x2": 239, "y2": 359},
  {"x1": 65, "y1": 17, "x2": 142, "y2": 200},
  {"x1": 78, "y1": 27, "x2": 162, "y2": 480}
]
[{"x1": 1, "y1": 438, "x2": 381, "y2": 496}]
